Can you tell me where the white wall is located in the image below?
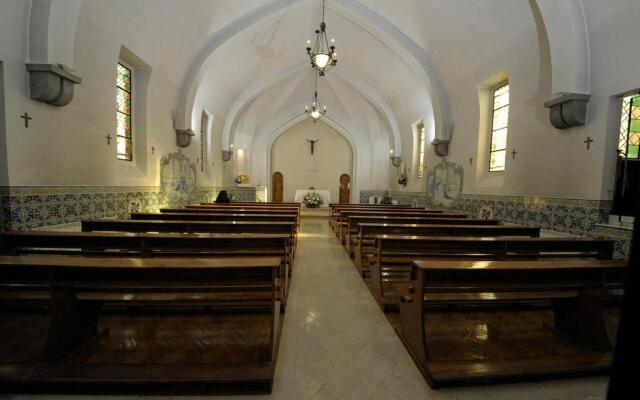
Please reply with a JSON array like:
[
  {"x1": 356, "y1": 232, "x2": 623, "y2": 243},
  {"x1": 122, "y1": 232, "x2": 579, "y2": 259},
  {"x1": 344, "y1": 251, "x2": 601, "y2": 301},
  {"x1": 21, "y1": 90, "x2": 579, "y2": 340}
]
[
  {"x1": 2, "y1": 0, "x2": 639, "y2": 204},
  {"x1": 0, "y1": 0, "x2": 264, "y2": 188},
  {"x1": 582, "y1": 0, "x2": 640, "y2": 200},
  {"x1": 0, "y1": 61, "x2": 7, "y2": 187},
  {"x1": 271, "y1": 119, "x2": 353, "y2": 203}
]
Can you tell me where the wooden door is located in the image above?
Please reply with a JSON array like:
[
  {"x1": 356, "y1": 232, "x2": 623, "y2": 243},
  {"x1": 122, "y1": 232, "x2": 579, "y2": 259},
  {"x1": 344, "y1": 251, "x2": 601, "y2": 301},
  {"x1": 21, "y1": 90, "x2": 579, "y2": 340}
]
[
  {"x1": 272, "y1": 172, "x2": 284, "y2": 202},
  {"x1": 339, "y1": 174, "x2": 351, "y2": 203}
]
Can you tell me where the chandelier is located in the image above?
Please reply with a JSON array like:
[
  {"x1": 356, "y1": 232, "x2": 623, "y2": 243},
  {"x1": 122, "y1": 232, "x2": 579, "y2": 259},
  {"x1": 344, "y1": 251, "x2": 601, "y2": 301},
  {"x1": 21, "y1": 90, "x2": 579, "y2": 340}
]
[
  {"x1": 305, "y1": 72, "x2": 327, "y2": 122},
  {"x1": 306, "y1": 0, "x2": 337, "y2": 76}
]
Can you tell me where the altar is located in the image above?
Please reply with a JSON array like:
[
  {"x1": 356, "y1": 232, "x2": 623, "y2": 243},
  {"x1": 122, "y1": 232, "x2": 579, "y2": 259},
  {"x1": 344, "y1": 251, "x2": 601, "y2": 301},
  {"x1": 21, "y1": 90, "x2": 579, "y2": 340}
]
[{"x1": 294, "y1": 189, "x2": 331, "y2": 207}]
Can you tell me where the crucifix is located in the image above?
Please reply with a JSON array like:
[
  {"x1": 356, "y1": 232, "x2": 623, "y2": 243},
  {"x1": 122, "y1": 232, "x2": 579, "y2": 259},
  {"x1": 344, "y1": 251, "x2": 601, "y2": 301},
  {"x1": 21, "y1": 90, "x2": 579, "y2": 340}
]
[
  {"x1": 306, "y1": 138, "x2": 319, "y2": 171},
  {"x1": 584, "y1": 136, "x2": 594, "y2": 150},
  {"x1": 469, "y1": 158, "x2": 473, "y2": 165},
  {"x1": 20, "y1": 112, "x2": 32, "y2": 128},
  {"x1": 511, "y1": 149, "x2": 518, "y2": 159},
  {"x1": 105, "y1": 134, "x2": 112, "y2": 145},
  {"x1": 306, "y1": 138, "x2": 319, "y2": 155},
  {"x1": 151, "y1": 146, "x2": 156, "y2": 155}
]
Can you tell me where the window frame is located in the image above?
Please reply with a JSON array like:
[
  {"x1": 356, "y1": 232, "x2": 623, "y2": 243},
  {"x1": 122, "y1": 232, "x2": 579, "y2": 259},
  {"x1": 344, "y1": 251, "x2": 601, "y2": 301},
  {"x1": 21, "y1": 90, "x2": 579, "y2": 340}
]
[
  {"x1": 618, "y1": 92, "x2": 640, "y2": 160},
  {"x1": 116, "y1": 61, "x2": 134, "y2": 162},
  {"x1": 200, "y1": 111, "x2": 207, "y2": 173},
  {"x1": 488, "y1": 82, "x2": 510, "y2": 172},
  {"x1": 416, "y1": 120, "x2": 426, "y2": 178}
]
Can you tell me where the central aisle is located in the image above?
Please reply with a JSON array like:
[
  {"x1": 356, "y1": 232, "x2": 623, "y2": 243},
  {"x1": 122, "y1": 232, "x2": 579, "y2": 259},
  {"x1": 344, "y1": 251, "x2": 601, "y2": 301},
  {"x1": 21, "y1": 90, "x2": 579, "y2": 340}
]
[
  {"x1": 271, "y1": 217, "x2": 431, "y2": 399},
  {"x1": 262, "y1": 217, "x2": 610, "y2": 400}
]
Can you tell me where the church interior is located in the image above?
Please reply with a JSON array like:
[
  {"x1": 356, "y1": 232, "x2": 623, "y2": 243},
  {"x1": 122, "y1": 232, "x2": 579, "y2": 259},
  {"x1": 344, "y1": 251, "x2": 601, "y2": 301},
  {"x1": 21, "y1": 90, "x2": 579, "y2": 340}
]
[{"x1": 0, "y1": 0, "x2": 638, "y2": 399}]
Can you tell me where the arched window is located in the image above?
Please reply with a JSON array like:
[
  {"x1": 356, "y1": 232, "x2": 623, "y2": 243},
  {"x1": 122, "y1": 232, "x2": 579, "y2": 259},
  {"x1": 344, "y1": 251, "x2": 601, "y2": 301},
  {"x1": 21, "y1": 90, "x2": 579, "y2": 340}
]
[
  {"x1": 200, "y1": 110, "x2": 208, "y2": 173},
  {"x1": 116, "y1": 62, "x2": 133, "y2": 161},
  {"x1": 489, "y1": 83, "x2": 509, "y2": 172},
  {"x1": 416, "y1": 120, "x2": 426, "y2": 178},
  {"x1": 618, "y1": 93, "x2": 640, "y2": 159}
]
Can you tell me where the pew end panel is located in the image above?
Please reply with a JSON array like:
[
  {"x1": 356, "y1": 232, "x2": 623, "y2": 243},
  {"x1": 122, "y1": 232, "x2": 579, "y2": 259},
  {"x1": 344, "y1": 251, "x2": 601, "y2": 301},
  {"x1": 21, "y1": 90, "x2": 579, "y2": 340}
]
[
  {"x1": 397, "y1": 259, "x2": 626, "y2": 388},
  {"x1": 0, "y1": 255, "x2": 284, "y2": 394}
]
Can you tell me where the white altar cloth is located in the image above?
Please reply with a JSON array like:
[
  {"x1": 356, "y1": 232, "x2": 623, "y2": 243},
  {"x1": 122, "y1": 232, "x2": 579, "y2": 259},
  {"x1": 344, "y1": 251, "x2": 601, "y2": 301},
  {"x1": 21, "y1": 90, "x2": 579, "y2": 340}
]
[{"x1": 294, "y1": 189, "x2": 331, "y2": 207}]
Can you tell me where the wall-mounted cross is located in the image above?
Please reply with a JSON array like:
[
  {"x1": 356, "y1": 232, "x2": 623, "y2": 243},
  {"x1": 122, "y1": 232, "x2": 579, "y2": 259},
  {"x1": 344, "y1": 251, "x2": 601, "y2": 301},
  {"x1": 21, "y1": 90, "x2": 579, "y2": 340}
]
[
  {"x1": 306, "y1": 138, "x2": 319, "y2": 155},
  {"x1": 20, "y1": 112, "x2": 32, "y2": 128},
  {"x1": 151, "y1": 146, "x2": 156, "y2": 155},
  {"x1": 105, "y1": 134, "x2": 112, "y2": 145},
  {"x1": 511, "y1": 149, "x2": 518, "y2": 159},
  {"x1": 469, "y1": 158, "x2": 473, "y2": 165},
  {"x1": 584, "y1": 136, "x2": 594, "y2": 150}
]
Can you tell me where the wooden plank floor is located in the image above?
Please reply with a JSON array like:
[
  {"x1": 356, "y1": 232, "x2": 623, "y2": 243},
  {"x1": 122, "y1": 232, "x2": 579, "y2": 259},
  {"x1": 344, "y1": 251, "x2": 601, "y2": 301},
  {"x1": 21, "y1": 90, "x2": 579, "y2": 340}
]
[
  {"x1": 0, "y1": 311, "x2": 275, "y2": 366},
  {"x1": 386, "y1": 309, "x2": 619, "y2": 363}
]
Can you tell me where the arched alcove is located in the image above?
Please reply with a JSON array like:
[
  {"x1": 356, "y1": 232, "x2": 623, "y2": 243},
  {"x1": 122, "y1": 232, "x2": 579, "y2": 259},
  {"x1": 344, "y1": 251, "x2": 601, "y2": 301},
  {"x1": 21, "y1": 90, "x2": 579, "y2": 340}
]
[{"x1": 270, "y1": 118, "x2": 354, "y2": 203}]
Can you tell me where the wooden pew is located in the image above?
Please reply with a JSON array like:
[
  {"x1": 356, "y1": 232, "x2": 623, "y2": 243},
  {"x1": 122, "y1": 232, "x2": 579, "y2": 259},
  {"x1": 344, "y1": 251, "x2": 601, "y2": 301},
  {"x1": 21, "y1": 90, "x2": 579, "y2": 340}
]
[
  {"x1": 82, "y1": 219, "x2": 295, "y2": 233},
  {"x1": 398, "y1": 259, "x2": 626, "y2": 388},
  {"x1": 185, "y1": 204, "x2": 299, "y2": 211},
  {"x1": 81, "y1": 218, "x2": 297, "y2": 261},
  {"x1": 329, "y1": 205, "x2": 430, "y2": 231},
  {"x1": 334, "y1": 210, "x2": 468, "y2": 243},
  {"x1": 367, "y1": 236, "x2": 615, "y2": 310},
  {"x1": 131, "y1": 212, "x2": 297, "y2": 224},
  {"x1": 0, "y1": 231, "x2": 293, "y2": 306},
  {"x1": 345, "y1": 216, "x2": 501, "y2": 255},
  {"x1": 352, "y1": 224, "x2": 540, "y2": 273},
  {"x1": 0, "y1": 255, "x2": 282, "y2": 393},
  {"x1": 161, "y1": 207, "x2": 301, "y2": 232},
  {"x1": 201, "y1": 201, "x2": 301, "y2": 207}
]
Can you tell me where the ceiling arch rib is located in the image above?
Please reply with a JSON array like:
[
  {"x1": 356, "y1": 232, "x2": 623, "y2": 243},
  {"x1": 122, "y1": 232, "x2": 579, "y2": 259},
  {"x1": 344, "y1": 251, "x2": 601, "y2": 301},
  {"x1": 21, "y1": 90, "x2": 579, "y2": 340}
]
[
  {"x1": 533, "y1": 0, "x2": 590, "y2": 95},
  {"x1": 175, "y1": 0, "x2": 305, "y2": 130},
  {"x1": 176, "y1": 0, "x2": 450, "y2": 144},
  {"x1": 222, "y1": 62, "x2": 402, "y2": 156},
  {"x1": 27, "y1": 0, "x2": 84, "y2": 67}
]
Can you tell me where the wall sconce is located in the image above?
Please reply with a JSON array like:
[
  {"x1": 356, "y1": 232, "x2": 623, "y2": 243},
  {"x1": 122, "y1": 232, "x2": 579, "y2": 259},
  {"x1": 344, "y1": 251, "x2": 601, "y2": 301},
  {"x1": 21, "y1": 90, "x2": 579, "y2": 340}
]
[
  {"x1": 389, "y1": 149, "x2": 402, "y2": 168},
  {"x1": 222, "y1": 144, "x2": 234, "y2": 162}
]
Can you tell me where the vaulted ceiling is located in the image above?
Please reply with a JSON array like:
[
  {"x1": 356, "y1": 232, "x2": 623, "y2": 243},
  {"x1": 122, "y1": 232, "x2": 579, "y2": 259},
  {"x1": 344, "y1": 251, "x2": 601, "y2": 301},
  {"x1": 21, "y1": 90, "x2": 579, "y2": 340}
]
[{"x1": 35, "y1": 0, "x2": 588, "y2": 171}]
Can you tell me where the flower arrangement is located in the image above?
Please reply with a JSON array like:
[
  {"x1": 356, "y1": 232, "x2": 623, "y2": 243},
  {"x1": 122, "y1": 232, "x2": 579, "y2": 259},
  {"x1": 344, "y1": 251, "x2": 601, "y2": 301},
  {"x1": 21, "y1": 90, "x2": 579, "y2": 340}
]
[
  {"x1": 380, "y1": 191, "x2": 393, "y2": 205},
  {"x1": 302, "y1": 191, "x2": 322, "y2": 208},
  {"x1": 234, "y1": 175, "x2": 249, "y2": 185}
]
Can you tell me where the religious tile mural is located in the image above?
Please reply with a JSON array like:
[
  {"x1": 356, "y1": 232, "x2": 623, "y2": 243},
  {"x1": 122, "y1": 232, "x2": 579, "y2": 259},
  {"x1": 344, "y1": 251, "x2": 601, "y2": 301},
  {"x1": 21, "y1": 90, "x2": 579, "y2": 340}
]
[
  {"x1": 0, "y1": 149, "x2": 257, "y2": 231},
  {"x1": 0, "y1": 185, "x2": 256, "y2": 231},
  {"x1": 160, "y1": 150, "x2": 197, "y2": 207},
  {"x1": 426, "y1": 158, "x2": 463, "y2": 207}
]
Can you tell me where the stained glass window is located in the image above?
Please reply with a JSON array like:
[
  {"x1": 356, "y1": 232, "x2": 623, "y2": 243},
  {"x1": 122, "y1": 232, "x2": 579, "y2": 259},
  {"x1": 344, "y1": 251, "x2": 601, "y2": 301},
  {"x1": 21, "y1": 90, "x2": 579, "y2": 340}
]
[
  {"x1": 417, "y1": 121, "x2": 426, "y2": 178},
  {"x1": 489, "y1": 83, "x2": 509, "y2": 172},
  {"x1": 116, "y1": 63, "x2": 133, "y2": 161},
  {"x1": 618, "y1": 94, "x2": 640, "y2": 160},
  {"x1": 200, "y1": 111, "x2": 206, "y2": 173}
]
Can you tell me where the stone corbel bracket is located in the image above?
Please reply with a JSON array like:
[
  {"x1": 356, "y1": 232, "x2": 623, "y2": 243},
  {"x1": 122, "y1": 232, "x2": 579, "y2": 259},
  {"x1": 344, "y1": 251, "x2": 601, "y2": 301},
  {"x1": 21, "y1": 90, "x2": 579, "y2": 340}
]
[
  {"x1": 222, "y1": 150, "x2": 234, "y2": 162},
  {"x1": 26, "y1": 63, "x2": 82, "y2": 107},
  {"x1": 431, "y1": 138, "x2": 450, "y2": 157},
  {"x1": 390, "y1": 156, "x2": 402, "y2": 168},
  {"x1": 175, "y1": 129, "x2": 195, "y2": 147},
  {"x1": 544, "y1": 92, "x2": 590, "y2": 129}
]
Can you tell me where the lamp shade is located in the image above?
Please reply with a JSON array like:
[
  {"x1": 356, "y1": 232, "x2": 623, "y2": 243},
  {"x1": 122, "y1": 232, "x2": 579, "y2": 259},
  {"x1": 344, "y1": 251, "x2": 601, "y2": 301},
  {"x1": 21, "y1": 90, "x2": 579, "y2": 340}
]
[{"x1": 313, "y1": 53, "x2": 331, "y2": 69}]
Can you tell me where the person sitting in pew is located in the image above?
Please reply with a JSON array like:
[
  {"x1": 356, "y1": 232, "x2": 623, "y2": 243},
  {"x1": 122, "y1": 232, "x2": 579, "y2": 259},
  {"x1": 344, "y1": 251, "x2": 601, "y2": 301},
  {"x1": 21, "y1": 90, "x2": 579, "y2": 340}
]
[{"x1": 215, "y1": 190, "x2": 231, "y2": 203}]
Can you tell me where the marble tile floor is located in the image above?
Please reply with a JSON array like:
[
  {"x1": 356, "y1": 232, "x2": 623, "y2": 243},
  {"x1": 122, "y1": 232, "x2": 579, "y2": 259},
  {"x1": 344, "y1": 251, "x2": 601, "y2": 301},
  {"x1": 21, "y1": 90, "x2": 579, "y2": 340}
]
[{"x1": 5, "y1": 217, "x2": 610, "y2": 400}]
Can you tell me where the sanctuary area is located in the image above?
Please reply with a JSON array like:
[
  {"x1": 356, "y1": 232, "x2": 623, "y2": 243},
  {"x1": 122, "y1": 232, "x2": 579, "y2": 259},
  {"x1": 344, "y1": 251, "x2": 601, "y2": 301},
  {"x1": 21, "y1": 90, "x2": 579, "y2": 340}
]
[{"x1": 0, "y1": 1, "x2": 637, "y2": 399}]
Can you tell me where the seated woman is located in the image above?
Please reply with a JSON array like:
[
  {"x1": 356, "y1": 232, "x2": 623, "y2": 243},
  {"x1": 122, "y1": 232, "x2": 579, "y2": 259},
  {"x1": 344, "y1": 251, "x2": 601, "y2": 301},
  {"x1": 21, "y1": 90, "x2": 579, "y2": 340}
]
[{"x1": 215, "y1": 190, "x2": 231, "y2": 203}]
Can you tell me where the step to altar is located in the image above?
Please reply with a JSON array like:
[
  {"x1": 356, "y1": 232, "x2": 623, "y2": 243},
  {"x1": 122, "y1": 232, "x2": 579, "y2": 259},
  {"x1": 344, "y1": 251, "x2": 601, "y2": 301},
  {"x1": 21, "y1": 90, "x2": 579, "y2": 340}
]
[{"x1": 300, "y1": 207, "x2": 330, "y2": 218}]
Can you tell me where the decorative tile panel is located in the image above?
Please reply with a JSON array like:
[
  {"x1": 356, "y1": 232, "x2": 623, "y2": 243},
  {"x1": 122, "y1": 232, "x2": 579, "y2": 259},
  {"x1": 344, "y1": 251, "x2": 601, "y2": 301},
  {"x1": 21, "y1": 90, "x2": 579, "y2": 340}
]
[
  {"x1": 1, "y1": 185, "x2": 257, "y2": 231},
  {"x1": 359, "y1": 189, "x2": 632, "y2": 259}
]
